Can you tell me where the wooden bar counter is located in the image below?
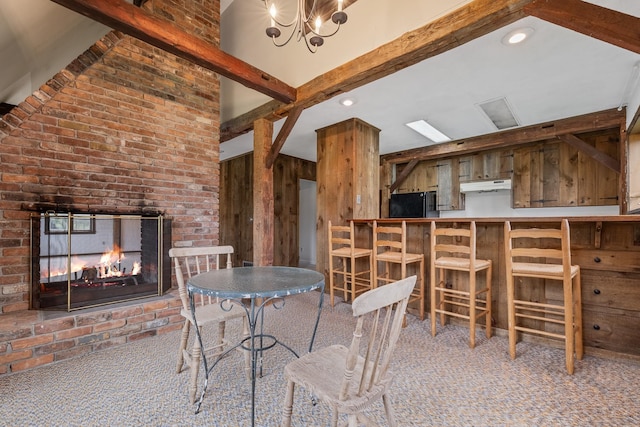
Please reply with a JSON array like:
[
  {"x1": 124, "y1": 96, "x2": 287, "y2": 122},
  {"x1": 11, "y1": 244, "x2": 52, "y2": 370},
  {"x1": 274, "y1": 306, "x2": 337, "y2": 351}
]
[{"x1": 352, "y1": 216, "x2": 640, "y2": 359}]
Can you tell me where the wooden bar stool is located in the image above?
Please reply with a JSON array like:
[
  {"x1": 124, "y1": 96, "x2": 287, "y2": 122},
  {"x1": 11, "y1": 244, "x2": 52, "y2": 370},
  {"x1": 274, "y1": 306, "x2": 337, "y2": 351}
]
[
  {"x1": 373, "y1": 220, "x2": 425, "y2": 320},
  {"x1": 504, "y1": 219, "x2": 583, "y2": 374},
  {"x1": 430, "y1": 221, "x2": 492, "y2": 348},
  {"x1": 328, "y1": 220, "x2": 374, "y2": 307}
]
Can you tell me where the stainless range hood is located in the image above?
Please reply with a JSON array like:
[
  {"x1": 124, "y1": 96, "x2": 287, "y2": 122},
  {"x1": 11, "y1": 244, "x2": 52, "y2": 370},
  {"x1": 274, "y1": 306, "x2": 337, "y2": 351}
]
[{"x1": 460, "y1": 179, "x2": 512, "y2": 193}]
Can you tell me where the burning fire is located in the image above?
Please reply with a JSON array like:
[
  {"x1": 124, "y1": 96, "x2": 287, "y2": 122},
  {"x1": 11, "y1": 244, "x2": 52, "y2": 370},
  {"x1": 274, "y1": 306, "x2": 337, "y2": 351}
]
[
  {"x1": 41, "y1": 244, "x2": 141, "y2": 281},
  {"x1": 99, "y1": 244, "x2": 141, "y2": 278}
]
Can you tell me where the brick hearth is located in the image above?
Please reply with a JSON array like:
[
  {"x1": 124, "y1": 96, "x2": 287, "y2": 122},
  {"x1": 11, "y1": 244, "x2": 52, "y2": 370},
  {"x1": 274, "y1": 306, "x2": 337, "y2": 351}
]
[{"x1": 0, "y1": 292, "x2": 183, "y2": 375}]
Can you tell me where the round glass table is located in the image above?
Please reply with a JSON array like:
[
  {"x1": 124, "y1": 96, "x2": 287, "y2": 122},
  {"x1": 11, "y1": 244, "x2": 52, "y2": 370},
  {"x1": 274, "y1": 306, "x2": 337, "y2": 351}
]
[{"x1": 187, "y1": 266, "x2": 325, "y2": 425}]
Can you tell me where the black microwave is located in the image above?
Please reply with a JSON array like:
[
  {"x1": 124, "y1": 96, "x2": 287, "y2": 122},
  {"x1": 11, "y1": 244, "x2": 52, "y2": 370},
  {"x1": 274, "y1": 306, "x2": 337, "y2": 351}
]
[{"x1": 389, "y1": 191, "x2": 439, "y2": 218}]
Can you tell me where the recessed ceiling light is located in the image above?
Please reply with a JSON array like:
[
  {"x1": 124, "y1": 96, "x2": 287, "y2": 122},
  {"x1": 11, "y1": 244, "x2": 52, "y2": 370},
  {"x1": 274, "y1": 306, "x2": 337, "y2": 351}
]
[
  {"x1": 339, "y1": 97, "x2": 356, "y2": 107},
  {"x1": 405, "y1": 120, "x2": 451, "y2": 143},
  {"x1": 502, "y1": 27, "x2": 534, "y2": 45}
]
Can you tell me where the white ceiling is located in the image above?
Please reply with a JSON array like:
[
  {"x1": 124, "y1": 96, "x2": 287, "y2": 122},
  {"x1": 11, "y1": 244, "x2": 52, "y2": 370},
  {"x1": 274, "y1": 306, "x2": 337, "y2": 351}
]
[
  {"x1": 218, "y1": 0, "x2": 640, "y2": 162},
  {"x1": 1, "y1": 1, "x2": 639, "y2": 165}
]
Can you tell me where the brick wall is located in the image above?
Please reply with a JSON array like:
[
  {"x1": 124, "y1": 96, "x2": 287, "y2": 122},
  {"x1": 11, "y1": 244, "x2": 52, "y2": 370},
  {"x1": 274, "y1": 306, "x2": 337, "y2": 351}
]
[{"x1": 0, "y1": 0, "x2": 222, "y2": 373}]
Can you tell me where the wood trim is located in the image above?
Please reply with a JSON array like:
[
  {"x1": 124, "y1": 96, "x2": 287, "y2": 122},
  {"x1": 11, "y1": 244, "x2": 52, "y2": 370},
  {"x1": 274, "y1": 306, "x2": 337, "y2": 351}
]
[
  {"x1": 525, "y1": 0, "x2": 640, "y2": 55},
  {"x1": 220, "y1": 0, "x2": 533, "y2": 142},
  {"x1": 382, "y1": 109, "x2": 625, "y2": 164},
  {"x1": 50, "y1": 0, "x2": 296, "y2": 103}
]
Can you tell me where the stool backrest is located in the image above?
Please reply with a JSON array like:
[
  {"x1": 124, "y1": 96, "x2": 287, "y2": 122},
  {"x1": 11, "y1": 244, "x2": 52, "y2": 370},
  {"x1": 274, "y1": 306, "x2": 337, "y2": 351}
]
[
  {"x1": 504, "y1": 219, "x2": 572, "y2": 277},
  {"x1": 373, "y1": 220, "x2": 408, "y2": 257},
  {"x1": 328, "y1": 220, "x2": 356, "y2": 254},
  {"x1": 430, "y1": 221, "x2": 477, "y2": 263}
]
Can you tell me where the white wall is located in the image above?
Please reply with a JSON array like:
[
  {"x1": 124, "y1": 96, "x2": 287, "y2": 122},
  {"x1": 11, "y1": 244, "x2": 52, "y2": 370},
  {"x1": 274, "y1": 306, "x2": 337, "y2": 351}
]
[
  {"x1": 298, "y1": 179, "x2": 317, "y2": 266},
  {"x1": 440, "y1": 191, "x2": 620, "y2": 218}
]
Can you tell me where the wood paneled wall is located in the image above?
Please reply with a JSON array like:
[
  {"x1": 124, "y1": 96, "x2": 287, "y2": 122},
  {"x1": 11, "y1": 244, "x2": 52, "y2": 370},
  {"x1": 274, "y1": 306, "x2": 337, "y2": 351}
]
[{"x1": 220, "y1": 153, "x2": 316, "y2": 267}]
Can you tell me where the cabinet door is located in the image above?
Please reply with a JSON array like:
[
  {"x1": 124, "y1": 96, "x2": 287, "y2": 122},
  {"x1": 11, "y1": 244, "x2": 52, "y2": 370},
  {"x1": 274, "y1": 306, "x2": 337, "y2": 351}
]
[{"x1": 436, "y1": 159, "x2": 462, "y2": 210}]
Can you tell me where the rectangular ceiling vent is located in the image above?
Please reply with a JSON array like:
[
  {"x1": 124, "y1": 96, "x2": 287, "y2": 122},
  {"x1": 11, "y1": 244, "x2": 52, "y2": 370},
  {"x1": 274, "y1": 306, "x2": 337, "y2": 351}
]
[{"x1": 478, "y1": 97, "x2": 520, "y2": 130}]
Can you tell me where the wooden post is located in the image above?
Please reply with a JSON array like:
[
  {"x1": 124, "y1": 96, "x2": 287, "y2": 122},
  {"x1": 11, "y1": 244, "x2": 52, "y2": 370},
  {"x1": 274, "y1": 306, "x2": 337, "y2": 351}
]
[{"x1": 253, "y1": 118, "x2": 274, "y2": 266}]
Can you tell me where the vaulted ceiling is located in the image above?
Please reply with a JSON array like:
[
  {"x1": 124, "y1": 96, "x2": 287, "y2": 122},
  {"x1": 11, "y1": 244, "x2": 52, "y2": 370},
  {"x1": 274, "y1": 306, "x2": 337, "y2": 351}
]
[{"x1": 1, "y1": 0, "x2": 639, "y2": 163}]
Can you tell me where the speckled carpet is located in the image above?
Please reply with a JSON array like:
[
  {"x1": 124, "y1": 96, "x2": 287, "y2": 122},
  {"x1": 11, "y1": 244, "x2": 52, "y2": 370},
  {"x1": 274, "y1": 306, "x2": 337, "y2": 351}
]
[{"x1": 2, "y1": 291, "x2": 639, "y2": 426}]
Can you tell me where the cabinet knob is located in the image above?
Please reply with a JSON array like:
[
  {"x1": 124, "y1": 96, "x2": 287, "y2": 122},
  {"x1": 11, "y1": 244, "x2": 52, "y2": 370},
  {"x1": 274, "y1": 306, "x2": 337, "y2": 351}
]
[
  {"x1": 593, "y1": 324, "x2": 601, "y2": 330},
  {"x1": 594, "y1": 257, "x2": 601, "y2": 263},
  {"x1": 593, "y1": 289, "x2": 601, "y2": 295}
]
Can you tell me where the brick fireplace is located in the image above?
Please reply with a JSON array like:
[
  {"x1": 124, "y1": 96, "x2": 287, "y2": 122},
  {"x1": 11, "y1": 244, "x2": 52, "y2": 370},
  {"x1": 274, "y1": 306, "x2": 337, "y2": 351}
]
[{"x1": 0, "y1": 0, "x2": 223, "y2": 374}]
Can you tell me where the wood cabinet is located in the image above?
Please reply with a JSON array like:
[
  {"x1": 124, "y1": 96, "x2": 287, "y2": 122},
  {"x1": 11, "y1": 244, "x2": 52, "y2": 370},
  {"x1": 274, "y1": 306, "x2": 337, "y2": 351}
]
[
  {"x1": 512, "y1": 132, "x2": 619, "y2": 208},
  {"x1": 382, "y1": 128, "x2": 619, "y2": 215},
  {"x1": 459, "y1": 149, "x2": 513, "y2": 183}
]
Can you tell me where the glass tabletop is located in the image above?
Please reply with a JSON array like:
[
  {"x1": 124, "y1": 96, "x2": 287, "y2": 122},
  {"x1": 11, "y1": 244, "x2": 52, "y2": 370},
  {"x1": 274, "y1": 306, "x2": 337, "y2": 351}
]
[{"x1": 186, "y1": 266, "x2": 325, "y2": 299}]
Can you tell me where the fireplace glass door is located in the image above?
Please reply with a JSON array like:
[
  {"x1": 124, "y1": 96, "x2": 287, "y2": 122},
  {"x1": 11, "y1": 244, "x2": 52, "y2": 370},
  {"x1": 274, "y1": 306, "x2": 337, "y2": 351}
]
[{"x1": 31, "y1": 213, "x2": 167, "y2": 311}]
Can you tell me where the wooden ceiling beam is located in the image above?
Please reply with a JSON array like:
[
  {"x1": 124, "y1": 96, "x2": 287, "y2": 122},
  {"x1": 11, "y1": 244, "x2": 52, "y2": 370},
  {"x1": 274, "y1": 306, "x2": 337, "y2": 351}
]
[
  {"x1": 525, "y1": 0, "x2": 640, "y2": 55},
  {"x1": 221, "y1": 0, "x2": 533, "y2": 142},
  {"x1": 50, "y1": 0, "x2": 296, "y2": 103},
  {"x1": 382, "y1": 108, "x2": 625, "y2": 164}
]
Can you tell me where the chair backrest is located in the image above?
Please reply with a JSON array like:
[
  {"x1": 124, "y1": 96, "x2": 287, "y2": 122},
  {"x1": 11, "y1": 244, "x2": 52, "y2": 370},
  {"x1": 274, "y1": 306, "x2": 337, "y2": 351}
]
[
  {"x1": 168, "y1": 246, "x2": 234, "y2": 311},
  {"x1": 339, "y1": 275, "x2": 416, "y2": 401},
  {"x1": 373, "y1": 220, "x2": 408, "y2": 257},
  {"x1": 430, "y1": 221, "x2": 477, "y2": 264},
  {"x1": 504, "y1": 219, "x2": 572, "y2": 277},
  {"x1": 328, "y1": 220, "x2": 356, "y2": 254}
]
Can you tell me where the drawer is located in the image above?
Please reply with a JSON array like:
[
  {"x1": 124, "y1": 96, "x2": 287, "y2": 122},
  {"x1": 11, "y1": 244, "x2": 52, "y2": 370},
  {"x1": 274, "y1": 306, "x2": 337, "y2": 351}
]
[
  {"x1": 582, "y1": 307, "x2": 640, "y2": 356},
  {"x1": 546, "y1": 270, "x2": 640, "y2": 312}
]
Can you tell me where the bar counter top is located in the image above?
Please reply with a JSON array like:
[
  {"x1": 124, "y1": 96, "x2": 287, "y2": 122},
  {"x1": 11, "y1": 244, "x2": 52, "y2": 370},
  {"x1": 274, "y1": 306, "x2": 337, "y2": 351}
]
[{"x1": 353, "y1": 215, "x2": 640, "y2": 224}]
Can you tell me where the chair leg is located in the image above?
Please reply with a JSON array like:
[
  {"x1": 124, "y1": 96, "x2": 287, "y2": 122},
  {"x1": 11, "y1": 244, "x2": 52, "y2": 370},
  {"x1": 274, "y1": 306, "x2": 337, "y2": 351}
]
[
  {"x1": 241, "y1": 316, "x2": 251, "y2": 381},
  {"x1": 439, "y1": 269, "x2": 446, "y2": 328},
  {"x1": 469, "y1": 270, "x2": 477, "y2": 349},
  {"x1": 507, "y1": 275, "x2": 517, "y2": 360},
  {"x1": 573, "y1": 273, "x2": 584, "y2": 360},
  {"x1": 350, "y1": 256, "x2": 357, "y2": 303},
  {"x1": 189, "y1": 333, "x2": 202, "y2": 404},
  {"x1": 418, "y1": 259, "x2": 425, "y2": 320},
  {"x1": 215, "y1": 321, "x2": 225, "y2": 357},
  {"x1": 563, "y1": 277, "x2": 575, "y2": 375},
  {"x1": 430, "y1": 265, "x2": 437, "y2": 336},
  {"x1": 281, "y1": 379, "x2": 295, "y2": 427},
  {"x1": 485, "y1": 264, "x2": 492, "y2": 339},
  {"x1": 341, "y1": 258, "x2": 349, "y2": 302},
  {"x1": 382, "y1": 392, "x2": 397, "y2": 427},
  {"x1": 329, "y1": 255, "x2": 335, "y2": 307},
  {"x1": 368, "y1": 255, "x2": 375, "y2": 289},
  {"x1": 176, "y1": 320, "x2": 190, "y2": 373}
]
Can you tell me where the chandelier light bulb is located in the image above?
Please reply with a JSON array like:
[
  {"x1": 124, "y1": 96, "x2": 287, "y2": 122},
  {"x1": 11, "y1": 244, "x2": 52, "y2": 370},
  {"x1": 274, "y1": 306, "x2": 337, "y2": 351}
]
[
  {"x1": 269, "y1": 3, "x2": 277, "y2": 22},
  {"x1": 263, "y1": 0, "x2": 348, "y2": 52}
]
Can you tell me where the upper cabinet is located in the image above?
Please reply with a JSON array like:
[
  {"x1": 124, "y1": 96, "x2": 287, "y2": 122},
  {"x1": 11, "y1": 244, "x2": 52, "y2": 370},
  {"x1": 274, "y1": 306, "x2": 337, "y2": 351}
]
[
  {"x1": 512, "y1": 131, "x2": 619, "y2": 208},
  {"x1": 382, "y1": 127, "x2": 620, "y2": 215}
]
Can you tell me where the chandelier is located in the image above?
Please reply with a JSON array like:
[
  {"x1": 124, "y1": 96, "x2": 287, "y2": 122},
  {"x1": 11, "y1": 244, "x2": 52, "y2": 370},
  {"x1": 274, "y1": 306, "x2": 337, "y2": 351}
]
[{"x1": 264, "y1": 0, "x2": 348, "y2": 53}]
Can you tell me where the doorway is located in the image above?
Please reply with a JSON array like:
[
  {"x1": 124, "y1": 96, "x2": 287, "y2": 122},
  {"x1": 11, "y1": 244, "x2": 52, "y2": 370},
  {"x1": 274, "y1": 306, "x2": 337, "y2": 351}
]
[{"x1": 298, "y1": 179, "x2": 317, "y2": 268}]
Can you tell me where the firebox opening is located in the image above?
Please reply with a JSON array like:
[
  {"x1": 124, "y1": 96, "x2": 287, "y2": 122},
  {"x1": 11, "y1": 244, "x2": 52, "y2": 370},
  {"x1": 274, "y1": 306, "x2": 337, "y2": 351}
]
[{"x1": 31, "y1": 212, "x2": 171, "y2": 311}]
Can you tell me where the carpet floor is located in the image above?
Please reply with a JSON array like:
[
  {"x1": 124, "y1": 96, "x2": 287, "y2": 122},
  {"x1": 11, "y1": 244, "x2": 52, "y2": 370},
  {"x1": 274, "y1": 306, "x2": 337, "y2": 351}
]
[{"x1": 1, "y1": 291, "x2": 639, "y2": 426}]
